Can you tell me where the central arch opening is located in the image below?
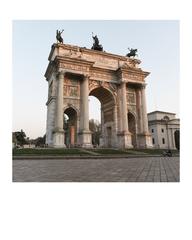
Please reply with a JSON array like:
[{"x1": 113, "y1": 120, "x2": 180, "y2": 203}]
[
  {"x1": 89, "y1": 87, "x2": 115, "y2": 148},
  {"x1": 89, "y1": 96, "x2": 101, "y2": 146}
]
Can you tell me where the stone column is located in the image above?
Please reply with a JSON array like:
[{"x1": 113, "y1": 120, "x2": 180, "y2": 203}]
[
  {"x1": 99, "y1": 108, "x2": 105, "y2": 147},
  {"x1": 137, "y1": 84, "x2": 152, "y2": 148},
  {"x1": 113, "y1": 105, "x2": 118, "y2": 147},
  {"x1": 79, "y1": 74, "x2": 92, "y2": 148},
  {"x1": 170, "y1": 128, "x2": 174, "y2": 149},
  {"x1": 121, "y1": 82, "x2": 129, "y2": 132},
  {"x1": 117, "y1": 85, "x2": 123, "y2": 132},
  {"x1": 136, "y1": 88, "x2": 143, "y2": 133},
  {"x1": 117, "y1": 81, "x2": 132, "y2": 148},
  {"x1": 53, "y1": 71, "x2": 66, "y2": 148},
  {"x1": 81, "y1": 75, "x2": 89, "y2": 131},
  {"x1": 141, "y1": 84, "x2": 149, "y2": 133}
]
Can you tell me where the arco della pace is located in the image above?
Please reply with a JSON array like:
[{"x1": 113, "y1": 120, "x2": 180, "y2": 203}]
[{"x1": 45, "y1": 40, "x2": 153, "y2": 149}]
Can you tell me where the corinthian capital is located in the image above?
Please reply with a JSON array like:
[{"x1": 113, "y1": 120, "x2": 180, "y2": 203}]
[
  {"x1": 84, "y1": 74, "x2": 90, "y2": 80},
  {"x1": 57, "y1": 71, "x2": 66, "y2": 79},
  {"x1": 141, "y1": 83, "x2": 147, "y2": 89}
]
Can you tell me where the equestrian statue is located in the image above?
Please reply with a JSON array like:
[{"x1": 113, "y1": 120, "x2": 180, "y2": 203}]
[{"x1": 126, "y1": 48, "x2": 138, "y2": 58}]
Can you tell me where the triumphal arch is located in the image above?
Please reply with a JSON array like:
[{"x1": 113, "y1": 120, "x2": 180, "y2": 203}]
[{"x1": 45, "y1": 42, "x2": 152, "y2": 149}]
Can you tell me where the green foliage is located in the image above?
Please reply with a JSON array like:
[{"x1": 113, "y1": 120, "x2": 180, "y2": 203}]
[
  {"x1": 35, "y1": 134, "x2": 46, "y2": 147},
  {"x1": 13, "y1": 129, "x2": 27, "y2": 146}
]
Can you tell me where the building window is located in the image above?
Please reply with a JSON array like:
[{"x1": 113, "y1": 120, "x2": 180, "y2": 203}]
[
  {"x1": 152, "y1": 138, "x2": 155, "y2": 144},
  {"x1": 161, "y1": 128, "x2": 164, "y2": 133},
  {"x1": 162, "y1": 138, "x2": 165, "y2": 144},
  {"x1": 151, "y1": 129, "x2": 154, "y2": 133}
]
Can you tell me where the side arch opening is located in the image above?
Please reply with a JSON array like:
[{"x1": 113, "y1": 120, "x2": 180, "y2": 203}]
[
  {"x1": 64, "y1": 107, "x2": 77, "y2": 147},
  {"x1": 128, "y1": 112, "x2": 137, "y2": 147}
]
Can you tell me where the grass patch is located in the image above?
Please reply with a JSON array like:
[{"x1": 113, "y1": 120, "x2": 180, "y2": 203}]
[
  {"x1": 13, "y1": 147, "x2": 180, "y2": 156},
  {"x1": 91, "y1": 148, "x2": 133, "y2": 155},
  {"x1": 12, "y1": 148, "x2": 91, "y2": 156}
]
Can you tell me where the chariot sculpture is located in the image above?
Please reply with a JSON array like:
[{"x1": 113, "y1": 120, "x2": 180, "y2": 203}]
[{"x1": 91, "y1": 33, "x2": 103, "y2": 51}]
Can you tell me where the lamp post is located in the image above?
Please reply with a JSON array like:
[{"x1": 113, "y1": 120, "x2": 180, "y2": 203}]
[{"x1": 162, "y1": 116, "x2": 170, "y2": 150}]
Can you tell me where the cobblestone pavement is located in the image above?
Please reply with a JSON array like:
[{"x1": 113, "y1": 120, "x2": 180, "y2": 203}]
[{"x1": 12, "y1": 157, "x2": 179, "y2": 182}]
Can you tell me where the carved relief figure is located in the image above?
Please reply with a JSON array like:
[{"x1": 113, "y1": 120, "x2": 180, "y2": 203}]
[
  {"x1": 69, "y1": 86, "x2": 78, "y2": 97},
  {"x1": 127, "y1": 92, "x2": 136, "y2": 105}
]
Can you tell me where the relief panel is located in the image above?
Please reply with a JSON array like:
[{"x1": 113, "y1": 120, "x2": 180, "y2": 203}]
[
  {"x1": 90, "y1": 71, "x2": 117, "y2": 81},
  {"x1": 63, "y1": 76, "x2": 80, "y2": 98},
  {"x1": 59, "y1": 62, "x2": 89, "y2": 73},
  {"x1": 127, "y1": 88, "x2": 136, "y2": 105},
  {"x1": 123, "y1": 72, "x2": 143, "y2": 82}
]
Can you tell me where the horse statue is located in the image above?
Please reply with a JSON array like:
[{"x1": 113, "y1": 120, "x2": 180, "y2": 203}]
[
  {"x1": 56, "y1": 29, "x2": 64, "y2": 44},
  {"x1": 126, "y1": 48, "x2": 138, "y2": 58},
  {"x1": 91, "y1": 32, "x2": 103, "y2": 51}
]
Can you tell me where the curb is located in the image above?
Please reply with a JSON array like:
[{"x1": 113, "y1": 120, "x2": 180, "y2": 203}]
[{"x1": 12, "y1": 154, "x2": 176, "y2": 160}]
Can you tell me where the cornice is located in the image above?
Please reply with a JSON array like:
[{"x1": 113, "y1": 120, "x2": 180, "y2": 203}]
[{"x1": 49, "y1": 43, "x2": 142, "y2": 62}]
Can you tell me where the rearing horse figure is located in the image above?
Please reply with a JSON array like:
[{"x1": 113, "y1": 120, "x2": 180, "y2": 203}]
[
  {"x1": 56, "y1": 29, "x2": 64, "y2": 44},
  {"x1": 126, "y1": 48, "x2": 138, "y2": 58}
]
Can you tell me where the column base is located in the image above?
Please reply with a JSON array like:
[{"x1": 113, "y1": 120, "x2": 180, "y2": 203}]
[
  {"x1": 53, "y1": 130, "x2": 66, "y2": 148},
  {"x1": 117, "y1": 131, "x2": 133, "y2": 149},
  {"x1": 137, "y1": 133, "x2": 153, "y2": 149},
  {"x1": 78, "y1": 130, "x2": 93, "y2": 148}
]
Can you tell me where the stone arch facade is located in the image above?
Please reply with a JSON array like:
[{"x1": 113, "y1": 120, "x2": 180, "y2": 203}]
[{"x1": 45, "y1": 43, "x2": 152, "y2": 148}]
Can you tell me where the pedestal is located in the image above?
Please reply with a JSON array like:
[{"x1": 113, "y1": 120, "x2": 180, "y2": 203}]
[
  {"x1": 137, "y1": 133, "x2": 153, "y2": 149},
  {"x1": 78, "y1": 130, "x2": 93, "y2": 148},
  {"x1": 118, "y1": 131, "x2": 133, "y2": 149},
  {"x1": 53, "y1": 130, "x2": 66, "y2": 148}
]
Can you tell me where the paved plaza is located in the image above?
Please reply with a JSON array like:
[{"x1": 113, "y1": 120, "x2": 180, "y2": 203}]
[{"x1": 12, "y1": 156, "x2": 179, "y2": 182}]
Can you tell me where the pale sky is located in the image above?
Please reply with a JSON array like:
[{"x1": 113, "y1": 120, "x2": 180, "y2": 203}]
[{"x1": 12, "y1": 20, "x2": 179, "y2": 139}]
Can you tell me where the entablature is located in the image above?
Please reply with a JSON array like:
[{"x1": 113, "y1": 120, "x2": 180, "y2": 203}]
[
  {"x1": 45, "y1": 43, "x2": 150, "y2": 85},
  {"x1": 116, "y1": 67, "x2": 150, "y2": 84}
]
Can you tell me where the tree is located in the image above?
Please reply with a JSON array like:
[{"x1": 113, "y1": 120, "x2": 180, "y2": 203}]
[
  {"x1": 35, "y1": 134, "x2": 46, "y2": 147},
  {"x1": 13, "y1": 129, "x2": 27, "y2": 146}
]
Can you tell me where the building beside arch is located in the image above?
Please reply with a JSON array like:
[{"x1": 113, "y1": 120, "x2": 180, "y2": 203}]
[
  {"x1": 148, "y1": 111, "x2": 180, "y2": 150},
  {"x1": 45, "y1": 43, "x2": 152, "y2": 149}
]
